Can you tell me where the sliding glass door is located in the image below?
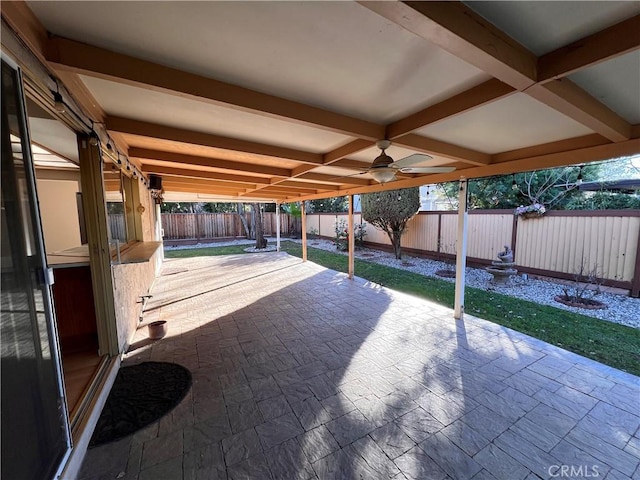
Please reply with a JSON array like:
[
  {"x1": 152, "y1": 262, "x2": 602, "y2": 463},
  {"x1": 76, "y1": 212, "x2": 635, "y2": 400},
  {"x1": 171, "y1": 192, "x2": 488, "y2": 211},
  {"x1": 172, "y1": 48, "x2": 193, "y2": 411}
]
[{"x1": 1, "y1": 58, "x2": 71, "y2": 479}]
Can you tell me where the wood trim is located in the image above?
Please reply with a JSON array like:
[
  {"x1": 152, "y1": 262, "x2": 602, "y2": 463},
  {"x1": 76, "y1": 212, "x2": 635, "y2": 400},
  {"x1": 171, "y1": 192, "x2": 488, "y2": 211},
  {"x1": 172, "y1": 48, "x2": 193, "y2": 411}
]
[
  {"x1": 329, "y1": 158, "x2": 373, "y2": 171},
  {"x1": 538, "y1": 15, "x2": 640, "y2": 83},
  {"x1": 54, "y1": 70, "x2": 105, "y2": 122},
  {"x1": 386, "y1": 79, "x2": 515, "y2": 138},
  {"x1": 46, "y1": 36, "x2": 384, "y2": 140},
  {"x1": 162, "y1": 181, "x2": 244, "y2": 191},
  {"x1": 131, "y1": 148, "x2": 290, "y2": 177},
  {"x1": 323, "y1": 139, "x2": 373, "y2": 164},
  {"x1": 162, "y1": 179, "x2": 248, "y2": 191},
  {"x1": 260, "y1": 185, "x2": 321, "y2": 195},
  {"x1": 107, "y1": 116, "x2": 323, "y2": 164},
  {"x1": 492, "y1": 134, "x2": 609, "y2": 164},
  {"x1": 140, "y1": 166, "x2": 266, "y2": 187},
  {"x1": 360, "y1": 1, "x2": 537, "y2": 89},
  {"x1": 1, "y1": 1, "x2": 48, "y2": 64},
  {"x1": 298, "y1": 172, "x2": 372, "y2": 186},
  {"x1": 77, "y1": 134, "x2": 119, "y2": 356},
  {"x1": 279, "y1": 180, "x2": 344, "y2": 191},
  {"x1": 161, "y1": 182, "x2": 290, "y2": 200},
  {"x1": 394, "y1": 133, "x2": 491, "y2": 165},
  {"x1": 525, "y1": 79, "x2": 632, "y2": 142}
]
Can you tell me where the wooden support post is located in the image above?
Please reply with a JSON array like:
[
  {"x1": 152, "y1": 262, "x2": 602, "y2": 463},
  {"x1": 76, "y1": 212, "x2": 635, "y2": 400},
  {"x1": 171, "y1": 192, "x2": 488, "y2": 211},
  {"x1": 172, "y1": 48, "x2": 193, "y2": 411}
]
[
  {"x1": 454, "y1": 179, "x2": 469, "y2": 319},
  {"x1": 301, "y1": 201, "x2": 307, "y2": 262},
  {"x1": 276, "y1": 202, "x2": 281, "y2": 252},
  {"x1": 348, "y1": 195, "x2": 355, "y2": 279}
]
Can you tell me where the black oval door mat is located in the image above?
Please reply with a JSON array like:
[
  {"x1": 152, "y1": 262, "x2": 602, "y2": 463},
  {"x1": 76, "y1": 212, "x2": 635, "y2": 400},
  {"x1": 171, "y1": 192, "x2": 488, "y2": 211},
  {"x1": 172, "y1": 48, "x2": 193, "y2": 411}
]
[{"x1": 89, "y1": 361, "x2": 192, "y2": 447}]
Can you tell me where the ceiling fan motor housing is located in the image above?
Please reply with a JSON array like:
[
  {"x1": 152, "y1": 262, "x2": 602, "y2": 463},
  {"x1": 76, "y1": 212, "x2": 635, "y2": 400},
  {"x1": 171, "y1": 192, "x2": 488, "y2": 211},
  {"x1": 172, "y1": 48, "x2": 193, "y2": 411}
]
[{"x1": 372, "y1": 152, "x2": 394, "y2": 168}]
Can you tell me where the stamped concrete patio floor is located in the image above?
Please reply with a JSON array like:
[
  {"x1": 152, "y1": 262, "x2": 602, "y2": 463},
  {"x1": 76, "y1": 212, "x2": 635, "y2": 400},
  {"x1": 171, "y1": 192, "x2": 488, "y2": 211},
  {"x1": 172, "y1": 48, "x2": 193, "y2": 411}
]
[{"x1": 80, "y1": 252, "x2": 640, "y2": 480}]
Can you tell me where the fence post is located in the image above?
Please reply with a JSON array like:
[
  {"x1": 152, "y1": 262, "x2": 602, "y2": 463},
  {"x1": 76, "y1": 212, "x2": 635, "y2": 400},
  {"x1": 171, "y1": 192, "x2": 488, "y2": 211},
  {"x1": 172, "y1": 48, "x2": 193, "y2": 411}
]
[
  {"x1": 511, "y1": 214, "x2": 518, "y2": 259},
  {"x1": 632, "y1": 232, "x2": 640, "y2": 297},
  {"x1": 437, "y1": 213, "x2": 442, "y2": 253}
]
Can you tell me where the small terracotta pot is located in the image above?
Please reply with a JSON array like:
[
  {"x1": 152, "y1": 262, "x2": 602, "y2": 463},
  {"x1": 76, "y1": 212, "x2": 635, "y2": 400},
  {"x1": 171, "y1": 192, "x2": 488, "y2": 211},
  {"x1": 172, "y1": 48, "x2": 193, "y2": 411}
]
[{"x1": 148, "y1": 321, "x2": 168, "y2": 340}]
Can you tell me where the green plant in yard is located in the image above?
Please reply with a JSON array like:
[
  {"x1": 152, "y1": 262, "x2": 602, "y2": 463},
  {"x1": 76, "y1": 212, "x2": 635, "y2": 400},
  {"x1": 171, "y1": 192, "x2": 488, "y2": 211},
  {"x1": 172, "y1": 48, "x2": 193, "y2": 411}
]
[
  {"x1": 163, "y1": 242, "x2": 640, "y2": 375},
  {"x1": 362, "y1": 187, "x2": 420, "y2": 259},
  {"x1": 334, "y1": 218, "x2": 367, "y2": 251}
]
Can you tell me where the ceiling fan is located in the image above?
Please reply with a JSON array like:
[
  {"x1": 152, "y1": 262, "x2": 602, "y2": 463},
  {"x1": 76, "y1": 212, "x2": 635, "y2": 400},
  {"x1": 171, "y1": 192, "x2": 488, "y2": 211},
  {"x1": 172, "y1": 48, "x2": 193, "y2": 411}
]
[{"x1": 358, "y1": 140, "x2": 455, "y2": 184}]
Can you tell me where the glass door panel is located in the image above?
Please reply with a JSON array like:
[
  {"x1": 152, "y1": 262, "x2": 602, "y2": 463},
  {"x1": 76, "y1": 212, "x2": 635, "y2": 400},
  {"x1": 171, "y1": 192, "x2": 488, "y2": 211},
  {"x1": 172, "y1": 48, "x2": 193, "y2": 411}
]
[{"x1": 1, "y1": 59, "x2": 71, "y2": 480}]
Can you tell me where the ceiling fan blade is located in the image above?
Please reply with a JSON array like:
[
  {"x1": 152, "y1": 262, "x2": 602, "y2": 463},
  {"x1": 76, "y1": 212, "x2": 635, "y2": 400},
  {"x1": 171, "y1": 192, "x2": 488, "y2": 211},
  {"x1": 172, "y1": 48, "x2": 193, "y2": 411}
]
[
  {"x1": 399, "y1": 166, "x2": 456, "y2": 174},
  {"x1": 392, "y1": 153, "x2": 433, "y2": 168}
]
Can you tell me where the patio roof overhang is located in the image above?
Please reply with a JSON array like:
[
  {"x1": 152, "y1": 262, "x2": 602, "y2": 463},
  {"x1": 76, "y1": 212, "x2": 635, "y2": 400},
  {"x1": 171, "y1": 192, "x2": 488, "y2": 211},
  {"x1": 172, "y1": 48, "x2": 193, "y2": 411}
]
[{"x1": 2, "y1": 1, "x2": 639, "y2": 203}]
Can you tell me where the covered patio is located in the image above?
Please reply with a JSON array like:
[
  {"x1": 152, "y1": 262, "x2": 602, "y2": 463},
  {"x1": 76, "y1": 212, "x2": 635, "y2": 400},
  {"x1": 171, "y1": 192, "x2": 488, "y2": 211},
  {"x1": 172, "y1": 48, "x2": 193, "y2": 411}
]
[
  {"x1": 2, "y1": 2, "x2": 639, "y2": 478},
  {"x1": 80, "y1": 253, "x2": 640, "y2": 480}
]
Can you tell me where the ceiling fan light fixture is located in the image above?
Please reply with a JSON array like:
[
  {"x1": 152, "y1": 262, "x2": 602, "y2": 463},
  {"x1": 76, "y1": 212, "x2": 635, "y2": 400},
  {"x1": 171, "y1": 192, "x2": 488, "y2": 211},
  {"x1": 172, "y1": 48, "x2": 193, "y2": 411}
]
[{"x1": 370, "y1": 168, "x2": 396, "y2": 184}]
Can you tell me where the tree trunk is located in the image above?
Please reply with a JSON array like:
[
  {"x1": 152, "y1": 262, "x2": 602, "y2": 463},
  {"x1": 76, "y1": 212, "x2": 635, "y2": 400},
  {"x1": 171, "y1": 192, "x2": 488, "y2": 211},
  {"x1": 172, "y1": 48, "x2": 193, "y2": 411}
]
[
  {"x1": 236, "y1": 203, "x2": 251, "y2": 238},
  {"x1": 252, "y1": 203, "x2": 266, "y2": 249},
  {"x1": 391, "y1": 230, "x2": 402, "y2": 259}
]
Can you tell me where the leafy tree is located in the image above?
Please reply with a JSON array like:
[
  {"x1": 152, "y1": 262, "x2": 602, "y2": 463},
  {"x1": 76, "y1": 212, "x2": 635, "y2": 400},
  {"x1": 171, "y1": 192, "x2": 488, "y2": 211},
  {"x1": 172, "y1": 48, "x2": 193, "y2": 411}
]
[
  {"x1": 201, "y1": 202, "x2": 238, "y2": 213},
  {"x1": 160, "y1": 202, "x2": 202, "y2": 213},
  {"x1": 565, "y1": 191, "x2": 640, "y2": 210},
  {"x1": 441, "y1": 165, "x2": 599, "y2": 210},
  {"x1": 308, "y1": 197, "x2": 347, "y2": 213},
  {"x1": 361, "y1": 187, "x2": 420, "y2": 259},
  {"x1": 282, "y1": 202, "x2": 302, "y2": 237},
  {"x1": 251, "y1": 203, "x2": 266, "y2": 248}
]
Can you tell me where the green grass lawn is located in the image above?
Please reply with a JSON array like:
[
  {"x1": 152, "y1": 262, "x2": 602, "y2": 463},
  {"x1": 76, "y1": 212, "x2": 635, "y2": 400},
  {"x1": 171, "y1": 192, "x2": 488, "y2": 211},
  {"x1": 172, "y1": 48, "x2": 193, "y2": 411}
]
[
  {"x1": 165, "y1": 244, "x2": 249, "y2": 257},
  {"x1": 165, "y1": 241, "x2": 640, "y2": 375}
]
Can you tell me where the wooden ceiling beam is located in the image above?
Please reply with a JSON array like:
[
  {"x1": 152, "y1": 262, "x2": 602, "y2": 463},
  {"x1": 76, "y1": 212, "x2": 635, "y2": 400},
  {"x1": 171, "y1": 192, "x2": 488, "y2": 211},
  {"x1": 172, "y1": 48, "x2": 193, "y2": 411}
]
[
  {"x1": 298, "y1": 172, "x2": 371, "y2": 186},
  {"x1": 537, "y1": 15, "x2": 640, "y2": 83},
  {"x1": 293, "y1": 138, "x2": 640, "y2": 202},
  {"x1": 394, "y1": 134, "x2": 492, "y2": 166},
  {"x1": 167, "y1": 178, "x2": 258, "y2": 190},
  {"x1": 46, "y1": 36, "x2": 384, "y2": 140},
  {"x1": 491, "y1": 133, "x2": 610, "y2": 164},
  {"x1": 323, "y1": 139, "x2": 374, "y2": 164},
  {"x1": 258, "y1": 185, "x2": 320, "y2": 195},
  {"x1": 160, "y1": 181, "x2": 292, "y2": 200},
  {"x1": 140, "y1": 165, "x2": 269, "y2": 187},
  {"x1": 386, "y1": 79, "x2": 516, "y2": 138},
  {"x1": 525, "y1": 79, "x2": 632, "y2": 142},
  {"x1": 108, "y1": 116, "x2": 322, "y2": 164},
  {"x1": 328, "y1": 158, "x2": 372, "y2": 171},
  {"x1": 129, "y1": 147, "x2": 290, "y2": 177},
  {"x1": 162, "y1": 181, "x2": 245, "y2": 194},
  {"x1": 278, "y1": 180, "x2": 344, "y2": 190},
  {"x1": 163, "y1": 182, "x2": 287, "y2": 200},
  {"x1": 360, "y1": 1, "x2": 537, "y2": 90},
  {"x1": 363, "y1": 1, "x2": 633, "y2": 143}
]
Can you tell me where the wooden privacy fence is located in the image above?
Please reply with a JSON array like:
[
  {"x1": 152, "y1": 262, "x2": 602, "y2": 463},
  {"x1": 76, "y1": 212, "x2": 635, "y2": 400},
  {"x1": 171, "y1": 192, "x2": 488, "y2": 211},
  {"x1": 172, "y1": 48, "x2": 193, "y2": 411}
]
[
  {"x1": 161, "y1": 213, "x2": 299, "y2": 241},
  {"x1": 306, "y1": 210, "x2": 640, "y2": 295}
]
